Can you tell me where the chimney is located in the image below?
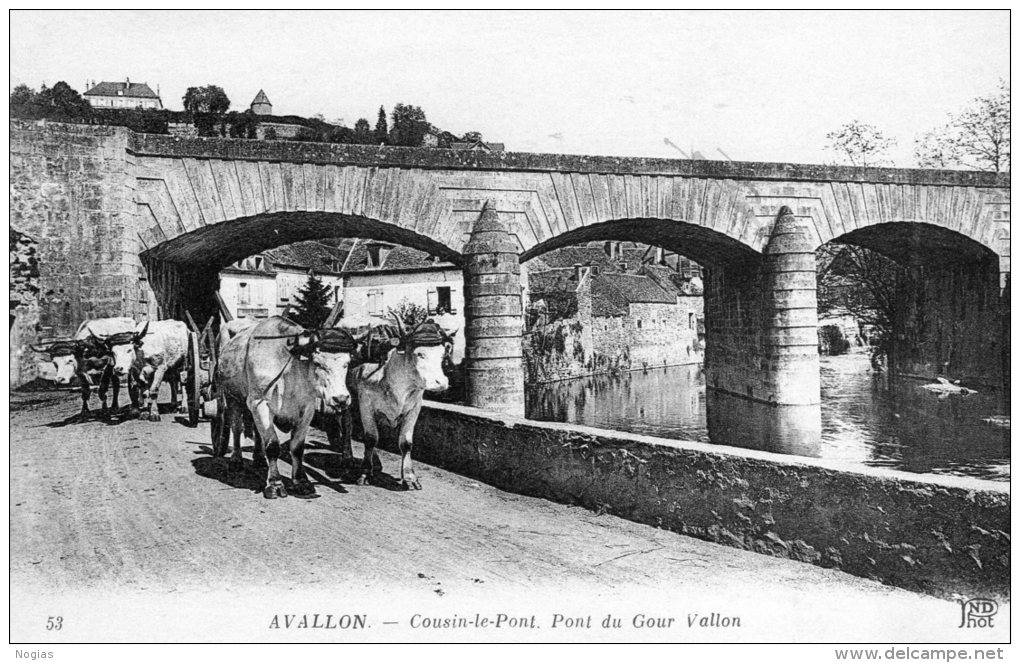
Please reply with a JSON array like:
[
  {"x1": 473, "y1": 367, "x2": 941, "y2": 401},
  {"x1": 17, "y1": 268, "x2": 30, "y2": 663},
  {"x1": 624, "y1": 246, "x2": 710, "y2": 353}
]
[
  {"x1": 126, "y1": 77, "x2": 130, "y2": 88},
  {"x1": 655, "y1": 246, "x2": 664, "y2": 264}
]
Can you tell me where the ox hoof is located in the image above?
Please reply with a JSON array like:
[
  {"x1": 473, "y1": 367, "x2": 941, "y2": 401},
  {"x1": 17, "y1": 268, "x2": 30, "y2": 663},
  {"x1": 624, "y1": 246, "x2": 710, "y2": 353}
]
[
  {"x1": 128, "y1": 407, "x2": 141, "y2": 419},
  {"x1": 292, "y1": 481, "x2": 316, "y2": 497},
  {"x1": 227, "y1": 457, "x2": 244, "y2": 474},
  {"x1": 356, "y1": 474, "x2": 373, "y2": 486},
  {"x1": 262, "y1": 482, "x2": 288, "y2": 499},
  {"x1": 147, "y1": 411, "x2": 162, "y2": 422},
  {"x1": 402, "y1": 478, "x2": 422, "y2": 491}
]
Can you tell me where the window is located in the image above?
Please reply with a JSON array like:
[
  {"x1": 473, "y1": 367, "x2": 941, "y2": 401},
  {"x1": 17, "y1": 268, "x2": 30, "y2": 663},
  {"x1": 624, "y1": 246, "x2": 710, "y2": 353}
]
[
  {"x1": 637, "y1": 319, "x2": 642, "y2": 329},
  {"x1": 238, "y1": 282, "x2": 250, "y2": 306},
  {"x1": 367, "y1": 289, "x2": 385, "y2": 315},
  {"x1": 429, "y1": 286, "x2": 453, "y2": 314},
  {"x1": 689, "y1": 313, "x2": 696, "y2": 329}
]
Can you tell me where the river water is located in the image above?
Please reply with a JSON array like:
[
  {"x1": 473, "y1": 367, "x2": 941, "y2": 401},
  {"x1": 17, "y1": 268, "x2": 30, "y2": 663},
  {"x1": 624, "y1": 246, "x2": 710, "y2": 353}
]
[{"x1": 525, "y1": 353, "x2": 1010, "y2": 481}]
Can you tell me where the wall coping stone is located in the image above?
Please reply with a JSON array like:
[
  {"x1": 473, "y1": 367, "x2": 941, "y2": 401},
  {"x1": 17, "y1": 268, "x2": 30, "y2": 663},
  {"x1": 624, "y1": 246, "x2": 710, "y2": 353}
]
[
  {"x1": 25, "y1": 120, "x2": 992, "y2": 188},
  {"x1": 422, "y1": 400, "x2": 1010, "y2": 496}
]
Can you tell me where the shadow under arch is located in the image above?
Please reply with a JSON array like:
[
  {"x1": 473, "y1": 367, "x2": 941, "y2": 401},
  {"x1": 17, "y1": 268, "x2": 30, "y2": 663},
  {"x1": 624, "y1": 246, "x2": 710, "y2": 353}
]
[
  {"x1": 519, "y1": 218, "x2": 761, "y2": 270},
  {"x1": 142, "y1": 211, "x2": 465, "y2": 271},
  {"x1": 819, "y1": 220, "x2": 1007, "y2": 392},
  {"x1": 827, "y1": 222, "x2": 1000, "y2": 268},
  {"x1": 140, "y1": 211, "x2": 465, "y2": 322}
]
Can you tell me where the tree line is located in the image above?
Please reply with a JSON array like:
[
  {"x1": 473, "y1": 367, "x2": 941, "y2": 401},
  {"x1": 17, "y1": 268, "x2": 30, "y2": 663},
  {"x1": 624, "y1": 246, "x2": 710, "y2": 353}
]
[{"x1": 10, "y1": 81, "x2": 485, "y2": 148}]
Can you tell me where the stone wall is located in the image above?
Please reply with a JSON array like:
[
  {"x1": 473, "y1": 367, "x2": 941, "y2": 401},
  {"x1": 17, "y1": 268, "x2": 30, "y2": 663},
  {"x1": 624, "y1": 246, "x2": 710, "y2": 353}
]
[
  {"x1": 10, "y1": 228, "x2": 42, "y2": 386},
  {"x1": 410, "y1": 402, "x2": 1009, "y2": 600},
  {"x1": 9, "y1": 121, "x2": 141, "y2": 386}
]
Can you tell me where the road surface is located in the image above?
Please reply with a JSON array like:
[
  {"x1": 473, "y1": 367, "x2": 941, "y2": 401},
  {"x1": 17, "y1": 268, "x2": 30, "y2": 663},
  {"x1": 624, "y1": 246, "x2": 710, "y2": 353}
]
[{"x1": 9, "y1": 392, "x2": 1009, "y2": 643}]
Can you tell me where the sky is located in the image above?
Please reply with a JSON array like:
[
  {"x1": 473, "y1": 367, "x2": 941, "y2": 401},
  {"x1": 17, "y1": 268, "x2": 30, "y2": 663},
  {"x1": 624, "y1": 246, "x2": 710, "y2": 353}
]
[{"x1": 9, "y1": 10, "x2": 1010, "y2": 166}]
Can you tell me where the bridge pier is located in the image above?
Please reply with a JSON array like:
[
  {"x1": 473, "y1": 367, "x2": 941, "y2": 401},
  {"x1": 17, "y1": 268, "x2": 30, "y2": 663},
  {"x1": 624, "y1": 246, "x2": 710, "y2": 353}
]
[
  {"x1": 462, "y1": 203, "x2": 526, "y2": 416},
  {"x1": 704, "y1": 206, "x2": 820, "y2": 405}
]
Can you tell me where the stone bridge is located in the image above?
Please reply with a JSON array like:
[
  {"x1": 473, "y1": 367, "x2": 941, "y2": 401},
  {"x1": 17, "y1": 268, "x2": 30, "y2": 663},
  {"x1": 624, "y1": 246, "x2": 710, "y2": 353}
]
[{"x1": 10, "y1": 121, "x2": 1011, "y2": 411}]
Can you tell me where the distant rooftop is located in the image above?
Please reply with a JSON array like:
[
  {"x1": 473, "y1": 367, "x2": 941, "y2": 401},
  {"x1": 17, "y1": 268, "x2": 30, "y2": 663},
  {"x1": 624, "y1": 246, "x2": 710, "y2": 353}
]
[{"x1": 84, "y1": 80, "x2": 160, "y2": 100}]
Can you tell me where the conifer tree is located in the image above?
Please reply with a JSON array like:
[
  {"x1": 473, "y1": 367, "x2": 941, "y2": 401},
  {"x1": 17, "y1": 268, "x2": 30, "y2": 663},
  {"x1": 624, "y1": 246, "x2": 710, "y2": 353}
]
[
  {"x1": 374, "y1": 106, "x2": 389, "y2": 145},
  {"x1": 291, "y1": 272, "x2": 334, "y2": 329}
]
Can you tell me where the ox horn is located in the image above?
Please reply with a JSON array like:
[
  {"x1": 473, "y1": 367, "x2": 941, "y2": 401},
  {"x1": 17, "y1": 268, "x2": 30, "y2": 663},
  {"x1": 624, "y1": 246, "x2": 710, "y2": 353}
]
[
  {"x1": 390, "y1": 313, "x2": 406, "y2": 339},
  {"x1": 29, "y1": 344, "x2": 52, "y2": 353},
  {"x1": 136, "y1": 321, "x2": 150, "y2": 340}
]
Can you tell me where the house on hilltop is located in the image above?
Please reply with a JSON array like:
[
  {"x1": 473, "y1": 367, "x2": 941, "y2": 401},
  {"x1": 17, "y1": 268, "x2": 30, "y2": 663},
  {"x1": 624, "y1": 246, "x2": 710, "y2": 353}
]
[{"x1": 83, "y1": 78, "x2": 163, "y2": 110}]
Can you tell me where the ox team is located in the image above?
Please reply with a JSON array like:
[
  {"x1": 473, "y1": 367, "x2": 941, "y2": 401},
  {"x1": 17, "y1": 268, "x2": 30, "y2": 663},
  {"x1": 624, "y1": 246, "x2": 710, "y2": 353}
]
[{"x1": 32, "y1": 314, "x2": 454, "y2": 499}]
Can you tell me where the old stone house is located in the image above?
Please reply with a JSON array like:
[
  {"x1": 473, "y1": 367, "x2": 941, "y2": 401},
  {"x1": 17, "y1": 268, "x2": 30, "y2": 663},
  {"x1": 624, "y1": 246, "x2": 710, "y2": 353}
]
[
  {"x1": 218, "y1": 240, "x2": 350, "y2": 320},
  {"x1": 339, "y1": 240, "x2": 466, "y2": 362},
  {"x1": 525, "y1": 243, "x2": 704, "y2": 383},
  {"x1": 83, "y1": 79, "x2": 163, "y2": 110}
]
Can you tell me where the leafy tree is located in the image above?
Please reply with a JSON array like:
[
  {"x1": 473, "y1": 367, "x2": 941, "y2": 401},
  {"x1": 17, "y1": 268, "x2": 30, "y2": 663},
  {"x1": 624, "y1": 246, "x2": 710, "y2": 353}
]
[
  {"x1": 374, "y1": 106, "x2": 389, "y2": 144},
  {"x1": 182, "y1": 85, "x2": 230, "y2": 114},
  {"x1": 825, "y1": 121, "x2": 895, "y2": 167},
  {"x1": 353, "y1": 118, "x2": 373, "y2": 144},
  {"x1": 914, "y1": 80, "x2": 1010, "y2": 172},
  {"x1": 387, "y1": 299, "x2": 428, "y2": 328},
  {"x1": 389, "y1": 103, "x2": 430, "y2": 147},
  {"x1": 10, "y1": 83, "x2": 35, "y2": 105},
  {"x1": 462, "y1": 130, "x2": 483, "y2": 143},
  {"x1": 227, "y1": 110, "x2": 259, "y2": 139},
  {"x1": 263, "y1": 126, "x2": 278, "y2": 140},
  {"x1": 291, "y1": 273, "x2": 334, "y2": 329}
]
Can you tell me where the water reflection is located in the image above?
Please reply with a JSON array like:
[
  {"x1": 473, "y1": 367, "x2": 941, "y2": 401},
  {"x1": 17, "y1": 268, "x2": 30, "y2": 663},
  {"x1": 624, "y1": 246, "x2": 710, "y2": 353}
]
[{"x1": 525, "y1": 354, "x2": 1010, "y2": 481}]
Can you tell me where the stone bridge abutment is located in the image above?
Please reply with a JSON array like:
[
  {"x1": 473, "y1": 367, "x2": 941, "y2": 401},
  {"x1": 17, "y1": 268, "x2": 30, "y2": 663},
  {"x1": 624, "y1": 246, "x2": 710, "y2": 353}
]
[{"x1": 10, "y1": 120, "x2": 1010, "y2": 407}]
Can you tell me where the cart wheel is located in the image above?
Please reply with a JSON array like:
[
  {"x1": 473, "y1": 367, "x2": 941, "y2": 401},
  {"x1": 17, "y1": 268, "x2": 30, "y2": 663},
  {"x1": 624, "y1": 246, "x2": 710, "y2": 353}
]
[{"x1": 187, "y1": 331, "x2": 201, "y2": 426}]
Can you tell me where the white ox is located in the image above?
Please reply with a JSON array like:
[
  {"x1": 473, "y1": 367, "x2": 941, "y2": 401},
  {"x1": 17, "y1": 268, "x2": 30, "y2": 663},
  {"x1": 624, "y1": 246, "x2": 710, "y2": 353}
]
[
  {"x1": 131, "y1": 319, "x2": 190, "y2": 421},
  {"x1": 343, "y1": 319, "x2": 452, "y2": 490},
  {"x1": 214, "y1": 317, "x2": 356, "y2": 498}
]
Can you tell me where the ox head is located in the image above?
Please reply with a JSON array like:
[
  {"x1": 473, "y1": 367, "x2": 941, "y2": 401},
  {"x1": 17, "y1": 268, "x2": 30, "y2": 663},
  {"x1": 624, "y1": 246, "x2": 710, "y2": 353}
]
[
  {"x1": 393, "y1": 316, "x2": 453, "y2": 393},
  {"x1": 30, "y1": 340, "x2": 82, "y2": 384},
  {"x1": 92, "y1": 322, "x2": 146, "y2": 378},
  {"x1": 290, "y1": 328, "x2": 357, "y2": 412}
]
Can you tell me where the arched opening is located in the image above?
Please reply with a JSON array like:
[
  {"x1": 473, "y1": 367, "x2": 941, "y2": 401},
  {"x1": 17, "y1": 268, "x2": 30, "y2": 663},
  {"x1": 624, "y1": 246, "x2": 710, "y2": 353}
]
[
  {"x1": 139, "y1": 211, "x2": 464, "y2": 325},
  {"x1": 520, "y1": 218, "x2": 756, "y2": 448},
  {"x1": 815, "y1": 222, "x2": 1008, "y2": 480}
]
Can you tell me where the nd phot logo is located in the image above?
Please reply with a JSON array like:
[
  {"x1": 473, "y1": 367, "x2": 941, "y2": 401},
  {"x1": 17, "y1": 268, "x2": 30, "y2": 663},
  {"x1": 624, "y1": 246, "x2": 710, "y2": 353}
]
[{"x1": 959, "y1": 598, "x2": 997, "y2": 628}]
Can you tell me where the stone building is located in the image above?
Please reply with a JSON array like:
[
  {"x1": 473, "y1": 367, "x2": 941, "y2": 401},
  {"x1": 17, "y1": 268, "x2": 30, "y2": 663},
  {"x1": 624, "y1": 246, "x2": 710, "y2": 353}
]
[
  {"x1": 339, "y1": 240, "x2": 465, "y2": 362},
  {"x1": 524, "y1": 243, "x2": 704, "y2": 383},
  {"x1": 10, "y1": 228, "x2": 42, "y2": 386},
  {"x1": 83, "y1": 79, "x2": 163, "y2": 110},
  {"x1": 218, "y1": 240, "x2": 350, "y2": 320},
  {"x1": 250, "y1": 89, "x2": 273, "y2": 115}
]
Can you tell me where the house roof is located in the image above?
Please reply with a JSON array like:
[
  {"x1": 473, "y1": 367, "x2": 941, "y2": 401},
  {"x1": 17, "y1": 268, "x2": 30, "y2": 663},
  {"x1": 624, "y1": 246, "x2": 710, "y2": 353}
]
[
  {"x1": 263, "y1": 240, "x2": 353, "y2": 274},
  {"x1": 590, "y1": 276, "x2": 629, "y2": 317},
  {"x1": 640, "y1": 264, "x2": 703, "y2": 296},
  {"x1": 598, "y1": 273, "x2": 676, "y2": 305},
  {"x1": 84, "y1": 80, "x2": 160, "y2": 99},
  {"x1": 251, "y1": 89, "x2": 271, "y2": 105},
  {"x1": 528, "y1": 268, "x2": 581, "y2": 295},
  {"x1": 340, "y1": 239, "x2": 454, "y2": 274},
  {"x1": 222, "y1": 239, "x2": 354, "y2": 275}
]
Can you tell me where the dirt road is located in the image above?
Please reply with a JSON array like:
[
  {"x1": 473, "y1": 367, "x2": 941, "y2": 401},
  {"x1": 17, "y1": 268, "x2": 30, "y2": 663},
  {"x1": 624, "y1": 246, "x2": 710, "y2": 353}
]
[{"x1": 9, "y1": 393, "x2": 1009, "y2": 643}]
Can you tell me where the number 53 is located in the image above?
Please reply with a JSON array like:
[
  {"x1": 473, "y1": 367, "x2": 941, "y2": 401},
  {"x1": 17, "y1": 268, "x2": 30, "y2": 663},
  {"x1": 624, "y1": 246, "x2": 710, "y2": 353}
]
[{"x1": 46, "y1": 616, "x2": 62, "y2": 631}]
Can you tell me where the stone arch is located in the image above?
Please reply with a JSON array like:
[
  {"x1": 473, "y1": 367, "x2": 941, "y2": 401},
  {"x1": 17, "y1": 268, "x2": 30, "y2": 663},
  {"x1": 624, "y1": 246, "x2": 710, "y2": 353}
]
[
  {"x1": 820, "y1": 221, "x2": 1007, "y2": 389},
  {"x1": 139, "y1": 211, "x2": 464, "y2": 322},
  {"x1": 520, "y1": 217, "x2": 761, "y2": 269}
]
